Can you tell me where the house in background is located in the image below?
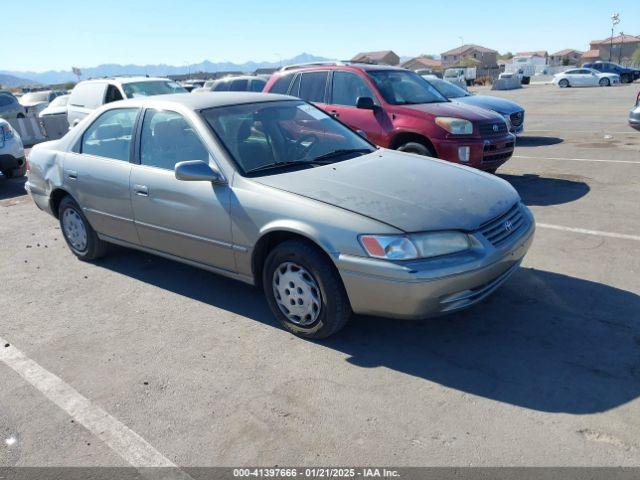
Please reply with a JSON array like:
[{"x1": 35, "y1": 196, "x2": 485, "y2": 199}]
[
  {"x1": 351, "y1": 50, "x2": 399, "y2": 66},
  {"x1": 401, "y1": 56, "x2": 442, "y2": 73},
  {"x1": 584, "y1": 34, "x2": 640, "y2": 63},
  {"x1": 516, "y1": 50, "x2": 549, "y2": 64},
  {"x1": 549, "y1": 49, "x2": 583, "y2": 66},
  {"x1": 441, "y1": 44, "x2": 498, "y2": 69}
]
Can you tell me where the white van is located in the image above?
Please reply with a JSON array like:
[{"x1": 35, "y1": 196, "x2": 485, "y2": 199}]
[{"x1": 67, "y1": 77, "x2": 187, "y2": 127}]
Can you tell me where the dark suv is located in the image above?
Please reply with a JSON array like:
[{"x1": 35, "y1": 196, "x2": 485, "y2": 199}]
[
  {"x1": 583, "y1": 62, "x2": 640, "y2": 83},
  {"x1": 264, "y1": 63, "x2": 515, "y2": 172}
]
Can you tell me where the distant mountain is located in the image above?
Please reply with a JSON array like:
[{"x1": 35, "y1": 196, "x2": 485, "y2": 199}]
[
  {"x1": 0, "y1": 73, "x2": 39, "y2": 88},
  {"x1": 0, "y1": 53, "x2": 333, "y2": 86}
]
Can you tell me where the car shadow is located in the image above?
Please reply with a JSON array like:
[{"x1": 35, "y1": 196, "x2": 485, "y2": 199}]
[
  {"x1": 498, "y1": 173, "x2": 590, "y2": 206},
  {"x1": 516, "y1": 136, "x2": 564, "y2": 147},
  {"x1": 97, "y1": 249, "x2": 640, "y2": 415},
  {"x1": 0, "y1": 176, "x2": 27, "y2": 201}
]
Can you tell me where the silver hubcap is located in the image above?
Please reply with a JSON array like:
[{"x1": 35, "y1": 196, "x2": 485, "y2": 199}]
[
  {"x1": 272, "y1": 262, "x2": 322, "y2": 326},
  {"x1": 62, "y1": 208, "x2": 88, "y2": 252}
]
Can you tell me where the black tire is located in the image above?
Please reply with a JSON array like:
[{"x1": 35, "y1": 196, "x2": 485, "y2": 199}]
[
  {"x1": 485, "y1": 168, "x2": 498, "y2": 174},
  {"x1": 621, "y1": 74, "x2": 631, "y2": 84},
  {"x1": 559, "y1": 79, "x2": 570, "y2": 88},
  {"x1": 58, "y1": 196, "x2": 107, "y2": 261},
  {"x1": 599, "y1": 78, "x2": 610, "y2": 87},
  {"x1": 397, "y1": 141, "x2": 436, "y2": 157},
  {"x1": 263, "y1": 240, "x2": 352, "y2": 339}
]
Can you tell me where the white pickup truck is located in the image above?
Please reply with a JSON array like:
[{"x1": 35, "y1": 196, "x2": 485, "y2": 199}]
[
  {"x1": 501, "y1": 55, "x2": 545, "y2": 84},
  {"x1": 443, "y1": 67, "x2": 477, "y2": 87}
]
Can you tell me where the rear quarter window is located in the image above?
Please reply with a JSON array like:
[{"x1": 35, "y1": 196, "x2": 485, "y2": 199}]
[
  {"x1": 269, "y1": 75, "x2": 294, "y2": 94},
  {"x1": 69, "y1": 82, "x2": 107, "y2": 109}
]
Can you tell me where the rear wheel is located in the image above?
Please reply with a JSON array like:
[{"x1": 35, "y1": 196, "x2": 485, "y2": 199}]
[
  {"x1": 621, "y1": 73, "x2": 631, "y2": 84},
  {"x1": 599, "y1": 78, "x2": 610, "y2": 87},
  {"x1": 397, "y1": 141, "x2": 436, "y2": 157},
  {"x1": 263, "y1": 240, "x2": 351, "y2": 339},
  {"x1": 58, "y1": 196, "x2": 107, "y2": 261},
  {"x1": 558, "y1": 79, "x2": 570, "y2": 88}
]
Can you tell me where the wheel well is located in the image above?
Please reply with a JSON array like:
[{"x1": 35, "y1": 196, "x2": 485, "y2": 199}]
[
  {"x1": 251, "y1": 231, "x2": 333, "y2": 288},
  {"x1": 389, "y1": 132, "x2": 436, "y2": 154},
  {"x1": 49, "y1": 189, "x2": 70, "y2": 218}
]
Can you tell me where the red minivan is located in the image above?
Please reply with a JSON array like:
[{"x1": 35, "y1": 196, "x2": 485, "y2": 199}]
[{"x1": 264, "y1": 62, "x2": 515, "y2": 172}]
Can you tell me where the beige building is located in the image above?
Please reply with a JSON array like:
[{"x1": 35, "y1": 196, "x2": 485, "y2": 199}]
[
  {"x1": 400, "y1": 56, "x2": 442, "y2": 72},
  {"x1": 583, "y1": 34, "x2": 640, "y2": 63},
  {"x1": 440, "y1": 44, "x2": 498, "y2": 69},
  {"x1": 549, "y1": 49, "x2": 583, "y2": 66},
  {"x1": 351, "y1": 50, "x2": 400, "y2": 66}
]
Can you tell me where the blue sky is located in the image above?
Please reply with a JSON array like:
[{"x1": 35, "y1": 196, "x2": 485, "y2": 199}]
[{"x1": 4, "y1": 0, "x2": 639, "y2": 71}]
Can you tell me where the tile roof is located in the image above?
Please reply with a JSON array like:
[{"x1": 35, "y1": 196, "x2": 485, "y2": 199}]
[
  {"x1": 590, "y1": 34, "x2": 640, "y2": 46},
  {"x1": 441, "y1": 44, "x2": 497, "y2": 56}
]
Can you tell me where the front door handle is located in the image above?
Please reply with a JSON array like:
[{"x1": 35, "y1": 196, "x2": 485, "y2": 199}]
[
  {"x1": 133, "y1": 184, "x2": 149, "y2": 196},
  {"x1": 329, "y1": 110, "x2": 340, "y2": 118},
  {"x1": 65, "y1": 169, "x2": 78, "y2": 180}
]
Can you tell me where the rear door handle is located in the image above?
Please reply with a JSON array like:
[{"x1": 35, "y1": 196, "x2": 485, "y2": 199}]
[
  {"x1": 329, "y1": 110, "x2": 340, "y2": 118},
  {"x1": 133, "y1": 184, "x2": 149, "y2": 196},
  {"x1": 65, "y1": 169, "x2": 78, "y2": 180}
]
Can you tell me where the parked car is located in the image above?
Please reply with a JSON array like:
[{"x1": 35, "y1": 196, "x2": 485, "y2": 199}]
[
  {"x1": 630, "y1": 91, "x2": 640, "y2": 131},
  {"x1": 553, "y1": 68, "x2": 620, "y2": 88},
  {"x1": 0, "y1": 91, "x2": 26, "y2": 119},
  {"x1": 0, "y1": 118, "x2": 26, "y2": 178},
  {"x1": 583, "y1": 61, "x2": 640, "y2": 84},
  {"x1": 444, "y1": 67, "x2": 477, "y2": 87},
  {"x1": 192, "y1": 76, "x2": 267, "y2": 93},
  {"x1": 25, "y1": 93, "x2": 534, "y2": 339},
  {"x1": 19, "y1": 90, "x2": 63, "y2": 117},
  {"x1": 39, "y1": 94, "x2": 70, "y2": 118},
  {"x1": 179, "y1": 79, "x2": 206, "y2": 92},
  {"x1": 67, "y1": 77, "x2": 187, "y2": 127},
  {"x1": 423, "y1": 77, "x2": 525, "y2": 134},
  {"x1": 264, "y1": 63, "x2": 515, "y2": 173}
]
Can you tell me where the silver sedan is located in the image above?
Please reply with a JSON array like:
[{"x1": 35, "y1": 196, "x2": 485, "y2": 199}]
[{"x1": 26, "y1": 93, "x2": 535, "y2": 339}]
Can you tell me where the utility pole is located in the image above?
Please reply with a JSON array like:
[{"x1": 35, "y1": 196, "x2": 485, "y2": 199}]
[{"x1": 609, "y1": 13, "x2": 620, "y2": 62}]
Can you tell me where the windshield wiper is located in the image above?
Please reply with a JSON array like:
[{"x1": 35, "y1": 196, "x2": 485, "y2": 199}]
[
  {"x1": 245, "y1": 161, "x2": 311, "y2": 175},
  {"x1": 309, "y1": 148, "x2": 373, "y2": 163}
]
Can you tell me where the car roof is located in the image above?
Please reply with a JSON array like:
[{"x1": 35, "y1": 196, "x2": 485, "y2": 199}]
[
  {"x1": 109, "y1": 91, "x2": 297, "y2": 110},
  {"x1": 214, "y1": 75, "x2": 265, "y2": 82},
  {"x1": 80, "y1": 76, "x2": 172, "y2": 85},
  {"x1": 279, "y1": 62, "x2": 404, "y2": 74}
]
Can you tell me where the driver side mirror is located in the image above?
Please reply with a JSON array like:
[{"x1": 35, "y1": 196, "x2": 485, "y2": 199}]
[
  {"x1": 356, "y1": 96, "x2": 377, "y2": 110},
  {"x1": 175, "y1": 160, "x2": 224, "y2": 183}
]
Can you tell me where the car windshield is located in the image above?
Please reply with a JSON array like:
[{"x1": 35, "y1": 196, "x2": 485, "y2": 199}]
[
  {"x1": 425, "y1": 78, "x2": 470, "y2": 99},
  {"x1": 367, "y1": 70, "x2": 447, "y2": 105},
  {"x1": 202, "y1": 100, "x2": 375, "y2": 176},
  {"x1": 122, "y1": 81, "x2": 187, "y2": 98},
  {"x1": 21, "y1": 92, "x2": 50, "y2": 103}
]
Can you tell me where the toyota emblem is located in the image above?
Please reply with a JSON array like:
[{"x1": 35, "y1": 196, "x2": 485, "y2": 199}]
[{"x1": 493, "y1": 124, "x2": 499, "y2": 132}]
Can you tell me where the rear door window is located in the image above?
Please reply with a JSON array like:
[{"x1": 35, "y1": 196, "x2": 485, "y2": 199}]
[
  {"x1": 269, "y1": 75, "x2": 293, "y2": 94},
  {"x1": 298, "y1": 71, "x2": 329, "y2": 103},
  {"x1": 80, "y1": 108, "x2": 138, "y2": 161}
]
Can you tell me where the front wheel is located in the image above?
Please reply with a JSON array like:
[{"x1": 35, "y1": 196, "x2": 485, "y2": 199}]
[
  {"x1": 58, "y1": 196, "x2": 107, "y2": 261},
  {"x1": 599, "y1": 78, "x2": 610, "y2": 87},
  {"x1": 263, "y1": 240, "x2": 352, "y2": 339},
  {"x1": 558, "y1": 79, "x2": 570, "y2": 88},
  {"x1": 620, "y1": 73, "x2": 631, "y2": 84},
  {"x1": 397, "y1": 141, "x2": 436, "y2": 157}
]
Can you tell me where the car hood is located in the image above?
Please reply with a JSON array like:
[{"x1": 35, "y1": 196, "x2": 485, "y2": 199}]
[
  {"x1": 401, "y1": 101, "x2": 504, "y2": 122},
  {"x1": 252, "y1": 150, "x2": 520, "y2": 232},
  {"x1": 40, "y1": 106, "x2": 67, "y2": 116},
  {"x1": 454, "y1": 95, "x2": 523, "y2": 115},
  {"x1": 20, "y1": 100, "x2": 47, "y2": 107}
]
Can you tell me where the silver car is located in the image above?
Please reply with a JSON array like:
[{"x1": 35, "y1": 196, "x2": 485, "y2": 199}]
[{"x1": 26, "y1": 93, "x2": 535, "y2": 338}]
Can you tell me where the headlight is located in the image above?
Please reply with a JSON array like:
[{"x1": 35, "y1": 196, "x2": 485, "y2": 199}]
[
  {"x1": 359, "y1": 231, "x2": 472, "y2": 260},
  {"x1": 435, "y1": 117, "x2": 473, "y2": 135}
]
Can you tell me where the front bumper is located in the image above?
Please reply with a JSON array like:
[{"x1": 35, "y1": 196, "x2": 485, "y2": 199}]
[
  {"x1": 433, "y1": 133, "x2": 516, "y2": 171},
  {"x1": 336, "y1": 205, "x2": 535, "y2": 319}
]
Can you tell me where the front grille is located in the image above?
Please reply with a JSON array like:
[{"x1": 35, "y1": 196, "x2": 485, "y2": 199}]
[
  {"x1": 479, "y1": 203, "x2": 526, "y2": 247},
  {"x1": 478, "y1": 121, "x2": 508, "y2": 136},
  {"x1": 510, "y1": 111, "x2": 524, "y2": 127},
  {"x1": 482, "y1": 141, "x2": 514, "y2": 163}
]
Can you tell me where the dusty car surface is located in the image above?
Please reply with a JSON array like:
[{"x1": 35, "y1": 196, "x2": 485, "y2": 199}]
[
  {"x1": 0, "y1": 118, "x2": 26, "y2": 178},
  {"x1": 630, "y1": 91, "x2": 640, "y2": 131},
  {"x1": 26, "y1": 93, "x2": 535, "y2": 338}
]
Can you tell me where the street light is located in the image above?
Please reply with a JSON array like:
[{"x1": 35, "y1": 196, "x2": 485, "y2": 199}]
[{"x1": 609, "y1": 13, "x2": 620, "y2": 62}]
